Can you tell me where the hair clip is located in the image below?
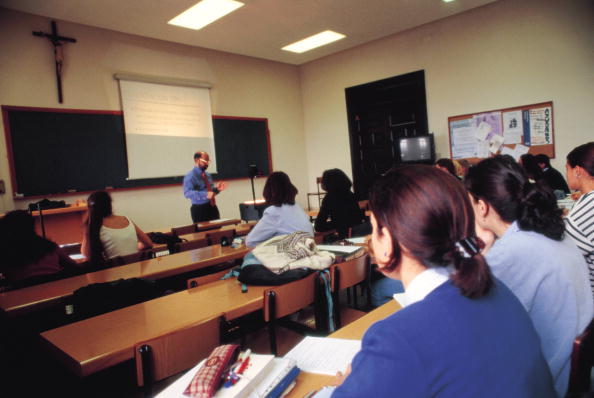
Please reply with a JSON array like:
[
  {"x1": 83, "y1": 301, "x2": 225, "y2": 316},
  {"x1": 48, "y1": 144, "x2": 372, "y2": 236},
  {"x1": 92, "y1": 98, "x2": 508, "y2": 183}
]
[{"x1": 455, "y1": 237, "x2": 480, "y2": 258}]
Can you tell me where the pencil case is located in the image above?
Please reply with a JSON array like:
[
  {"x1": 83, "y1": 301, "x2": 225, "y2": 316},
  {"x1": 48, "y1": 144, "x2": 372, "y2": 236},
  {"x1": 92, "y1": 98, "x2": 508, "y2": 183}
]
[{"x1": 184, "y1": 344, "x2": 241, "y2": 398}]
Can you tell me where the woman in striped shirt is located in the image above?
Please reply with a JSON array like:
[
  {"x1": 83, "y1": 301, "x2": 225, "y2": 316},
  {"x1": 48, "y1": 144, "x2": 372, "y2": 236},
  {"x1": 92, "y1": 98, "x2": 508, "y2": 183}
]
[{"x1": 565, "y1": 142, "x2": 594, "y2": 298}]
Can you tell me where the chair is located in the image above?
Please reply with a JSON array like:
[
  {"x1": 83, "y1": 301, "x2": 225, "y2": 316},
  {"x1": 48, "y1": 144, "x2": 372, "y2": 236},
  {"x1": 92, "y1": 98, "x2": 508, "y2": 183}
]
[
  {"x1": 135, "y1": 315, "x2": 221, "y2": 395},
  {"x1": 108, "y1": 249, "x2": 155, "y2": 267},
  {"x1": 59, "y1": 242, "x2": 82, "y2": 256},
  {"x1": 263, "y1": 273, "x2": 323, "y2": 355},
  {"x1": 331, "y1": 254, "x2": 371, "y2": 329},
  {"x1": 566, "y1": 318, "x2": 594, "y2": 397},
  {"x1": 206, "y1": 229, "x2": 236, "y2": 246},
  {"x1": 187, "y1": 269, "x2": 230, "y2": 289},
  {"x1": 175, "y1": 238, "x2": 209, "y2": 253},
  {"x1": 171, "y1": 224, "x2": 197, "y2": 236}
]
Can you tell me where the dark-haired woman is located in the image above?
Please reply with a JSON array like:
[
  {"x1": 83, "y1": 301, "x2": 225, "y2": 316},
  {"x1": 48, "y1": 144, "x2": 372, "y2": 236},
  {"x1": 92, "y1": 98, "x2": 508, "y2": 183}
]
[
  {"x1": 314, "y1": 169, "x2": 364, "y2": 239},
  {"x1": 332, "y1": 165, "x2": 554, "y2": 398},
  {"x1": 81, "y1": 191, "x2": 153, "y2": 266},
  {"x1": 0, "y1": 210, "x2": 77, "y2": 289},
  {"x1": 245, "y1": 172, "x2": 313, "y2": 247},
  {"x1": 465, "y1": 155, "x2": 593, "y2": 397},
  {"x1": 565, "y1": 142, "x2": 594, "y2": 299},
  {"x1": 435, "y1": 158, "x2": 458, "y2": 178}
]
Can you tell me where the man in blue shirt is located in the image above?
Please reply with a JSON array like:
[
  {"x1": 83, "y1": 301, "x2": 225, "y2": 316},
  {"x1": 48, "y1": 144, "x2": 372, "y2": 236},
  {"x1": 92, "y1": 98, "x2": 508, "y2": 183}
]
[{"x1": 183, "y1": 151, "x2": 227, "y2": 222}]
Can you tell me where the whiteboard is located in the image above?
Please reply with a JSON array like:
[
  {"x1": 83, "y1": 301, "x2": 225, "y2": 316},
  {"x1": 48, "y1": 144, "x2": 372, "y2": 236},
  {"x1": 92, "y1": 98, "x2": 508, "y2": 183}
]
[{"x1": 118, "y1": 79, "x2": 216, "y2": 179}]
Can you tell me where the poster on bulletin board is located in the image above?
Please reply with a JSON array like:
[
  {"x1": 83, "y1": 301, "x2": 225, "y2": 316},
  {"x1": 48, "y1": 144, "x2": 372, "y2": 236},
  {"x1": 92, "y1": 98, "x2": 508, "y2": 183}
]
[{"x1": 448, "y1": 101, "x2": 554, "y2": 162}]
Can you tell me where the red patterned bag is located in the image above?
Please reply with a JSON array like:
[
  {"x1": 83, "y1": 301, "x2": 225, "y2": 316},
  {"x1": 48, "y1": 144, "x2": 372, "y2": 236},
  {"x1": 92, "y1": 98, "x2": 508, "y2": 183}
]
[{"x1": 183, "y1": 344, "x2": 240, "y2": 398}]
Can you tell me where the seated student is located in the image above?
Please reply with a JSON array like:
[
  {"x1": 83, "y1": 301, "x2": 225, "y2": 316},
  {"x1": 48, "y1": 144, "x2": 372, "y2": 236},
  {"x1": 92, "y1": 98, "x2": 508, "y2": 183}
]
[
  {"x1": 455, "y1": 158, "x2": 472, "y2": 179},
  {"x1": 520, "y1": 153, "x2": 545, "y2": 183},
  {"x1": 245, "y1": 172, "x2": 313, "y2": 247},
  {"x1": 332, "y1": 165, "x2": 555, "y2": 398},
  {"x1": 0, "y1": 210, "x2": 78, "y2": 289},
  {"x1": 81, "y1": 190, "x2": 153, "y2": 267},
  {"x1": 465, "y1": 155, "x2": 593, "y2": 397},
  {"x1": 564, "y1": 142, "x2": 594, "y2": 299},
  {"x1": 434, "y1": 158, "x2": 459, "y2": 178},
  {"x1": 536, "y1": 153, "x2": 571, "y2": 195},
  {"x1": 314, "y1": 168, "x2": 365, "y2": 239}
]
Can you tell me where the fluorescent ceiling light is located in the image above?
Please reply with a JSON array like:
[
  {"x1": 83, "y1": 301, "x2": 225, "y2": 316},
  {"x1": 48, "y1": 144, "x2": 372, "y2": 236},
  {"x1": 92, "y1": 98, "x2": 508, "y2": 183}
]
[
  {"x1": 442, "y1": 0, "x2": 456, "y2": 3},
  {"x1": 282, "y1": 30, "x2": 346, "y2": 53},
  {"x1": 168, "y1": 0, "x2": 244, "y2": 30}
]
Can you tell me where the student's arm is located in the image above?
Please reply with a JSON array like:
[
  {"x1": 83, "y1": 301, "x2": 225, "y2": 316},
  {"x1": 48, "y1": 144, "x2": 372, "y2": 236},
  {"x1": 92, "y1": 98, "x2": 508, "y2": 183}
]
[
  {"x1": 134, "y1": 223, "x2": 154, "y2": 250},
  {"x1": 81, "y1": 231, "x2": 90, "y2": 259}
]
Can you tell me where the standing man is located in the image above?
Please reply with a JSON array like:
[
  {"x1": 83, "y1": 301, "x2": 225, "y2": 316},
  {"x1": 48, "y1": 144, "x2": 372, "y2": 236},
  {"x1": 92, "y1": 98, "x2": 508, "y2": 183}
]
[{"x1": 183, "y1": 151, "x2": 227, "y2": 222}]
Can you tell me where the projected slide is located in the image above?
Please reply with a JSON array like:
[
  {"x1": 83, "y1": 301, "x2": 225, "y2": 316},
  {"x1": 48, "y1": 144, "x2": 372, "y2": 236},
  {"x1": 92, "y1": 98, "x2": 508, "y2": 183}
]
[{"x1": 119, "y1": 79, "x2": 216, "y2": 179}]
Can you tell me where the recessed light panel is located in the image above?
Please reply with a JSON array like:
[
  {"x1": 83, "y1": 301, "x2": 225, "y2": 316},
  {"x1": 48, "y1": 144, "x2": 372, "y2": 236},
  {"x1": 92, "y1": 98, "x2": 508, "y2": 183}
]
[
  {"x1": 168, "y1": 0, "x2": 244, "y2": 30},
  {"x1": 282, "y1": 30, "x2": 346, "y2": 53}
]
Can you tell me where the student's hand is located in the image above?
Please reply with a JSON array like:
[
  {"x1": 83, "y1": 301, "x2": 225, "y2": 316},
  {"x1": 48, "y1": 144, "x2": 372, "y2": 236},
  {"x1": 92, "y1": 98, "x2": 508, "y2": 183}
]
[
  {"x1": 207, "y1": 191, "x2": 215, "y2": 200},
  {"x1": 217, "y1": 181, "x2": 227, "y2": 191},
  {"x1": 332, "y1": 364, "x2": 351, "y2": 386}
]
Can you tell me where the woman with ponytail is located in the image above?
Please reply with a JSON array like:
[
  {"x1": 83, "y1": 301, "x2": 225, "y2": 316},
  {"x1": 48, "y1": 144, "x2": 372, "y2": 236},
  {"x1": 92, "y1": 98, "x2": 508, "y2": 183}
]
[
  {"x1": 465, "y1": 155, "x2": 593, "y2": 397},
  {"x1": 331, "y1": 165, "x2": 554, "y2": 398},
  {"x1": 81, "y1": 191, "x2": 153, "y2": 267}
]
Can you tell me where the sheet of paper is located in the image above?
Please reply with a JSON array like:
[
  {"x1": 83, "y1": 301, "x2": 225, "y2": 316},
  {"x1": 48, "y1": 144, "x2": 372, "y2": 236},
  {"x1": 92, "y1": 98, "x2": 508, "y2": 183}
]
[
  {"x1": 514, "y1": 144, "x2": 530, "y2": 158},
  {"x1": 528, "y1": 106, "x2": 553, "y2": 145},
  {"x1": 312, "y1": 386, "x2": 336, "y2": 398},
  {"x1": 284, "y1": 336, "x2": 361, "y2": 375},
  {"x1": 316, "y1": 245, "x2": 361, "y2": 254},
  {"x1": 488, "y1": 134, "x2": 504, "y2": 154},
  {"x1": 500, "y1": 145, "x2": 516, "y2": 160},
  {"x1": 475, "y1": 121, "x2": 492, "y2": 141},
  {"x1": 69, "y1": 254, "x2": 85, "y2": 260},
  {"x1": 450, "y1": 119, "x2": 477, "y2": 159},
  {"x1": 473, "y1": 111, "x2": 502, "y2": 141},
  {"x1": 477, "y1": 140, "x2": 490, "y2": 158},
  {"x1": 502, "y1": 110, "x2": 523, "y2": 144},
  {"x1": 346, "y1": 237, "x2": 366, "y2": 244}
]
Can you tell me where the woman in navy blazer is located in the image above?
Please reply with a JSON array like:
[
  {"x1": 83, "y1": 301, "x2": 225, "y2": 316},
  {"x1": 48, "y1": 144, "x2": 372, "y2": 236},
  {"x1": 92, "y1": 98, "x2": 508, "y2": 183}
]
[{"x1": 331, "y1": 165, "x2": 554, "y2": 398}]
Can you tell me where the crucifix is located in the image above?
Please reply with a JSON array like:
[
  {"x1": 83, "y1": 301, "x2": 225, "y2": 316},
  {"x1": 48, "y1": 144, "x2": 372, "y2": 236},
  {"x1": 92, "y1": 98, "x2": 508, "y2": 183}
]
[{"x1": 33, "y1": 21, "x2": 77, "y2": 103}]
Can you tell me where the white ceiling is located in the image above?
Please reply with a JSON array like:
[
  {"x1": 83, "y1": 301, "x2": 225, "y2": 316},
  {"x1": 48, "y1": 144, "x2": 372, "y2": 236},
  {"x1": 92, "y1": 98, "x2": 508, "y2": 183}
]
[{"x1": 0, "y1": 0, "x2": 497, "y2": 65}]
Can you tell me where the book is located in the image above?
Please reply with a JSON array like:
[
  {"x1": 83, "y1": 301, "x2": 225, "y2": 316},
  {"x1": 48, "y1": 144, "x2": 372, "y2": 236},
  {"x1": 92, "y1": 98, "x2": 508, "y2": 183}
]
[
  {"x1": 248, "y1": 357, "x2": 300, "y2": 398},
  {"x1": 316, "y1": 245, "x2": 365, "y2": 262},
  {"x1": 156, "y1": 354, "x2": 301, "y2": 398}
]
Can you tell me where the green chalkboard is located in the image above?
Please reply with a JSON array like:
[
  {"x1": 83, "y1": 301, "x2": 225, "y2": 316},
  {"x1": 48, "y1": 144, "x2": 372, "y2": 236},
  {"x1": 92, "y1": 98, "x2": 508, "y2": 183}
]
[{"x1": 2, "y1": 106, "x2": 271, "y2": 197}]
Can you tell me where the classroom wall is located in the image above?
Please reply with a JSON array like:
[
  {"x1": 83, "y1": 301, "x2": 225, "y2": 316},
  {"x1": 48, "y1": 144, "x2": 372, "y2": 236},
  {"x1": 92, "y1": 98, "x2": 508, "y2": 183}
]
[
  {"x1": 299, "y1": 0, "x2": 594, "y2": 192},
  {"x1": 0, "y1": 8, "x2": 306, "y2": 231}
]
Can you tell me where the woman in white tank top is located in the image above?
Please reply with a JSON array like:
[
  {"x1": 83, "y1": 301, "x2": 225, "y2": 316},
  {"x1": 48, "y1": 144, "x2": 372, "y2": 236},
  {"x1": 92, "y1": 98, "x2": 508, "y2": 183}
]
[{"x1": 81, "y1": 191, "x2": 153, "y2": 267}]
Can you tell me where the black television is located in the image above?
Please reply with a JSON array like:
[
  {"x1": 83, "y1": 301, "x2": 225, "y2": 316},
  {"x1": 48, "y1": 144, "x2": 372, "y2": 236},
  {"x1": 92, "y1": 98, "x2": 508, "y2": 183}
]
[{"x1": 398, "y1": 134, "x2": 435, "y2": 164}]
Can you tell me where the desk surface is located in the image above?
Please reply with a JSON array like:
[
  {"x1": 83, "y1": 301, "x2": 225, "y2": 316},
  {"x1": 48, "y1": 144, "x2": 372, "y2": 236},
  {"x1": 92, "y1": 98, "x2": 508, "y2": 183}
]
[
  {"x1": 287, "y1": 300, "x2": 401, "y2": 397},
  {"x1": 0, "y1": 244, "x2": 249, "y2": 316},
  {"x1": 40, "y1": 278, "x2": 267, "y2": 377}
]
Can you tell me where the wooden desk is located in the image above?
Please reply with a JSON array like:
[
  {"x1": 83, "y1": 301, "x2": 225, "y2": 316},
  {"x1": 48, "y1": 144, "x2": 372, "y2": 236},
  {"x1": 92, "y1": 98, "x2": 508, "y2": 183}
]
[
  {"x1": 0, "y1": 204, "x2": 87, "y2": 245},
  {"x1": 0, "y1": 245, "x2": 249, "y2": 316},
  {"x1": 287, "y1": 300, "x2": 401, "y2": 397},
  {"x1": 196, "y1": 218, "x2": 242, "y2": 231},
  {"x1": 40, "y1": 278, "x2": 267, "y2": 377}
]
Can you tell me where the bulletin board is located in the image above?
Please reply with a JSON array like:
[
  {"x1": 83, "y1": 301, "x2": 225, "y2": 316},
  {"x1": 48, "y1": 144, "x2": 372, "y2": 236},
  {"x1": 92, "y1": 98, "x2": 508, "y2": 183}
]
[{"x1": 447, "y1": 101, "x2": 554, "y2": 162}]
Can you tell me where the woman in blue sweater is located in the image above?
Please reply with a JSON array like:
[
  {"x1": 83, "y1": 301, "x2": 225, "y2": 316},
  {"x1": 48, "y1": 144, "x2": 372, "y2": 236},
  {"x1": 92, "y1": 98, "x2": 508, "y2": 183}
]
[
  {"x1": 465, "y1": 155, "x2": 593, "y2": 397},
  {"x1": 331, "y1": 165, "x2": 554, "y2": 398}
]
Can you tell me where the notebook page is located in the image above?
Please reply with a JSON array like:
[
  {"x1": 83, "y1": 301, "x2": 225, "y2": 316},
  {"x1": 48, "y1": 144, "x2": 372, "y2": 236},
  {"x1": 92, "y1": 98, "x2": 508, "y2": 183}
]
[{"x1": 283, "y1": 337, "x2": 361, "y2": 375}]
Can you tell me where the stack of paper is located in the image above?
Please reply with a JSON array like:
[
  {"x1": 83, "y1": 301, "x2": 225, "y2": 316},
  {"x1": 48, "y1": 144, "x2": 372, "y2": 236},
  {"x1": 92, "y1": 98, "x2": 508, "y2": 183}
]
[{"x1": 284, "y1": 336, "x2": 361, "y2": 375}]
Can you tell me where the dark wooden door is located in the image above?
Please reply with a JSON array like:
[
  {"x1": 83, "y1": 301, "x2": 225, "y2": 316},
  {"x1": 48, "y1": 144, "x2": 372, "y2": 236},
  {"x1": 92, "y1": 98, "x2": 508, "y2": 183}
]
[{"x1": 346, "y1": 70, "x2": 428, "y2": 200}]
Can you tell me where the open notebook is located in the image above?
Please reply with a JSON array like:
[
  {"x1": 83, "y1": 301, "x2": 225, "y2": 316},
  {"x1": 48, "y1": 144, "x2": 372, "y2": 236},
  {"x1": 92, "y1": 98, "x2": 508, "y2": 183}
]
[{"x1": 156, "y1": 354, "x2": 298, "y2": 398}]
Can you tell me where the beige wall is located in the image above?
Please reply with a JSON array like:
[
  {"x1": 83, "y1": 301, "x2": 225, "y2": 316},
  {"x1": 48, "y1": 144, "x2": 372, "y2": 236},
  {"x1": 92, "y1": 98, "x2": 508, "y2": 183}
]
[
  {"x1": 300, "y1": 0, "x2": 594, "y2": 192},
  {"x1": 0, "y1": 8, "x2": 305, "y2": 231},
  {"x1": 2, "y1": 0, "x2": 593, "y2": 232}
]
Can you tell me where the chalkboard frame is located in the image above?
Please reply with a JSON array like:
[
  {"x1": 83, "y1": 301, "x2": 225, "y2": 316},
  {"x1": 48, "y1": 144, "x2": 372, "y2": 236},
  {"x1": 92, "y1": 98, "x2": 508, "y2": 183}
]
[{"x1": 2, "y1": 106, "x2": 272, "y2": 199}]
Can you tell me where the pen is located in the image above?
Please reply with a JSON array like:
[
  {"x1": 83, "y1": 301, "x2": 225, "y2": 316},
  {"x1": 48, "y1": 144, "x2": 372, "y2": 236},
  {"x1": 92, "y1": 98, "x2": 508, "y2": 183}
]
[{"x1": 236, "y1": 349, "x2": 251, "y2": 374}]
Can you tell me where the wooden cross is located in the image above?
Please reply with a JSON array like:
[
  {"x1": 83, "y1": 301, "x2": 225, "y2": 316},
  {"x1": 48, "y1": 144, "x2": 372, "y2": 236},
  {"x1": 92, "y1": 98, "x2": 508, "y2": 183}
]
[{"x1": 33, "y1": 21, "x2": 77, "y2": 103}]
